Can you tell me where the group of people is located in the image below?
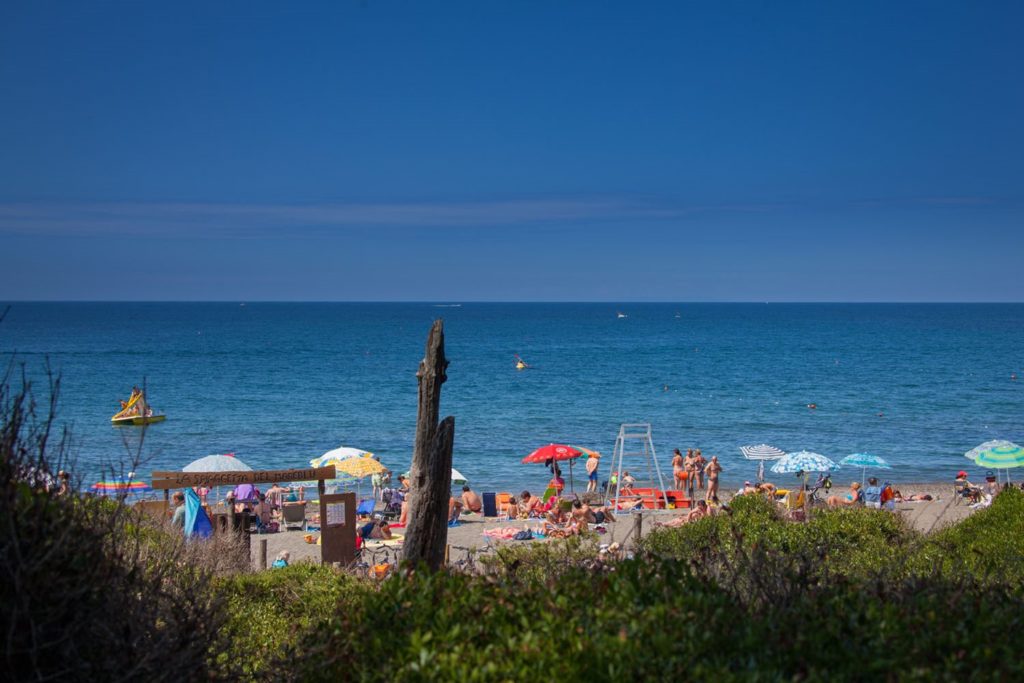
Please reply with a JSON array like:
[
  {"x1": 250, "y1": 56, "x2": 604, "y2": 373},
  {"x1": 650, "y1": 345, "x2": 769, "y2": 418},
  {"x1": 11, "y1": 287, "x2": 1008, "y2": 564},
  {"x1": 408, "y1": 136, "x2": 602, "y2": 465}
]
[{"x1": 671, "y1": 448, "x2": 723, "y2": 501}]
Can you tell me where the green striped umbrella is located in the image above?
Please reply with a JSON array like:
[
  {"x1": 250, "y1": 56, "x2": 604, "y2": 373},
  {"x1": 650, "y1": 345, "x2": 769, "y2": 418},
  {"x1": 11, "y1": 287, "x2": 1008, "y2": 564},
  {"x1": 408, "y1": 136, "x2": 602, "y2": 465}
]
[{"x1": 973, "y1": 443, "x2": 1024, "y2": 483}]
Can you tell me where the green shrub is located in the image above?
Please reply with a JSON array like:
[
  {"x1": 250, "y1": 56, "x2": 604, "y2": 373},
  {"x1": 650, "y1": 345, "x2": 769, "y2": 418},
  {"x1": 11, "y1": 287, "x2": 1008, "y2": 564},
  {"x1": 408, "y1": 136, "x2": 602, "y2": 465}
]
[{"x1": 214, "y1": 564, "x2": 362, "y2": 678}]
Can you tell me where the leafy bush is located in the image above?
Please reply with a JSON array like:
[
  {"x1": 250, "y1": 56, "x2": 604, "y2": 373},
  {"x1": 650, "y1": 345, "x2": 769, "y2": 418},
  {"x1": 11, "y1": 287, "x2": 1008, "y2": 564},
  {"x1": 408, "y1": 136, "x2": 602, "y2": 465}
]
[
  {"x1": 0, "y1": 363, "x2": 228, "y2": 682},
  {"x1": 214, "y1": 564, "x2": 362, "y2": 678},
  {"x1": 915, "y1": 487, "x2": 1024, "y2": 584},
  {"x1": 298, "y1": 556, "x2": 1024, "y2": 682}
]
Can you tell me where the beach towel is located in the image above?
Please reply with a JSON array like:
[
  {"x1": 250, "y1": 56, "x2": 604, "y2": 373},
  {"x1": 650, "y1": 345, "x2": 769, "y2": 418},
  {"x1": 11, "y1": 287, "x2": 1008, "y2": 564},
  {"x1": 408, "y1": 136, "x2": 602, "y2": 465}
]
[
  {"x1": 183, "y1": 488, "x2": 212, "y2": 539},
  {"x1": 364, "y1": 534, "x2": 404, "y2": 547},
  {"x1": 483, "y1": 527, "x2": 522, "y2": 540}
]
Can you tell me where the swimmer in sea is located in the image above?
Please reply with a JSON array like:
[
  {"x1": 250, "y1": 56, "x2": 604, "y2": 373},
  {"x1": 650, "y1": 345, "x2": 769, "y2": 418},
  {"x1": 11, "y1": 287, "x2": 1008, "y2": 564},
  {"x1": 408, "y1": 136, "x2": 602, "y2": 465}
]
[{"x1": 807, "y1": 403, "x2": 817, "y2": 410}]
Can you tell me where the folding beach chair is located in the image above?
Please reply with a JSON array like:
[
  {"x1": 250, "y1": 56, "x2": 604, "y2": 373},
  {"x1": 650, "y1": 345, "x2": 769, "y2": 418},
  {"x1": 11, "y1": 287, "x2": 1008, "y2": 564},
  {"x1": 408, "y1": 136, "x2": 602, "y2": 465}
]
[{"x1": 281, "y1": 501, "x2": 306, "y2": 530}]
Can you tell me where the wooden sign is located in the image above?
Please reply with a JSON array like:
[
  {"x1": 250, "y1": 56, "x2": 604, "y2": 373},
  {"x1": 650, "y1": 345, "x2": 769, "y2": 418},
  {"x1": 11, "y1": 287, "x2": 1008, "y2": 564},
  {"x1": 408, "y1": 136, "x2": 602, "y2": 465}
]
[{"x1": 151, "y1": 466, "x2": 336, "y2": 490}]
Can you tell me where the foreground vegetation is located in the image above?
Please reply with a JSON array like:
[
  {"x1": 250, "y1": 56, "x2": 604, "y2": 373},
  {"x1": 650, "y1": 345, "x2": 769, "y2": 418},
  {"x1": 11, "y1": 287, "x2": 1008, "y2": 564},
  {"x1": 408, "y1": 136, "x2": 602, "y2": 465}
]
[{"x1": 4, "y1": 364, "x2": 1023, "y2": 681}]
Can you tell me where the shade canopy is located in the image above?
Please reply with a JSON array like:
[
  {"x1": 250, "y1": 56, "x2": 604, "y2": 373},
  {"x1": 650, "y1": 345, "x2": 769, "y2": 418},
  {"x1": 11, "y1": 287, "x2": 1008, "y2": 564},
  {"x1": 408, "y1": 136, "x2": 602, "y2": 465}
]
[
  {"x1": 771, "y1": 451, "x2": 839, "y2": 474},
  {"x1": 840, "y1": 453, "x2": 892, "y2": 469},
  {"x1": 521, "y1": 444, "x2": 582, "y2": 464},
  {"x1": 335, "y1": 457, "x2": 387, "y2": 479},
  {"x1": 973, "y1": 443, "x2": 1024, "y2": 470},
  {"x1": 964, "y1": 440, "x2": 1018, "y2": 461},
  {"x1": 182, "y1": 454, "x2": 252, "y2": 472},
  {"x1": 311, "y1": 447, "x2": 374, "y2": 469},
  {"x1": 740, "y1": 444, "x2": 786, "y2": 460}
]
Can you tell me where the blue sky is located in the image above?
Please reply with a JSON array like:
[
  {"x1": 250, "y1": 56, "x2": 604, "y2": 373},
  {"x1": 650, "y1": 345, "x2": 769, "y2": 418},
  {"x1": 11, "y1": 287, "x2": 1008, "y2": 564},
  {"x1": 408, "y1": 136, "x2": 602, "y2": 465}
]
[{"x1": 1, "y1": 1, "x2": 1021, "y2": 301}]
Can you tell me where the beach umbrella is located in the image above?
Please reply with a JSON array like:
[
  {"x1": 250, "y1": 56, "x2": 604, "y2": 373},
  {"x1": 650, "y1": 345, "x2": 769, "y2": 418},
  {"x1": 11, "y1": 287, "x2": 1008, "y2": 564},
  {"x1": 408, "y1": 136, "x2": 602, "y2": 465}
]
[
  {"x1": 183, "y1": 453, "x2": 252, "y2": 472},
  {"x1": 840, "y1": 453, "x2": 892, "y2": 486},
  {"x1": 973, "y1": 443, "x2": 1024, "y2": 483},
  {"x1": 771, "y1": 451, "x2": 839, "y2": 474},
  {"x1": 335, "y1": 457, "x2": 387, "y2": 479},
  {"x1": 964, "y1": 440, "x2": 1017, "y2": 461},
  {"x1": 90, "y1": 478, "x2": 152, "y2": 495},
  {"x1": 401, "y1": 468, "x2": 467, "y2": 487},
  {"x1": 523, "y1": 444, "x2": 582, "y2": 493},
  {"x1": 311, "y1": 446, "x2": 374, "y2": 469},
  {"x1": 451, "y1": 468, "x2": 468, "y2": 486},
  {"x1": 740, "y1": 444, "x2": 786, "y2": 460}
]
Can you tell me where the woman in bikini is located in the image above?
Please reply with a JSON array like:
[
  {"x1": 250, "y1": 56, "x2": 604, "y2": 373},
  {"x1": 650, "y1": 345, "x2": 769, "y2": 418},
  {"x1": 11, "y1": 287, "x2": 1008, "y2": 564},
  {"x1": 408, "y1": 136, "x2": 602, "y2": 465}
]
[{"x1": 672, "y1": 448, "x2": 686, "y2": 491}]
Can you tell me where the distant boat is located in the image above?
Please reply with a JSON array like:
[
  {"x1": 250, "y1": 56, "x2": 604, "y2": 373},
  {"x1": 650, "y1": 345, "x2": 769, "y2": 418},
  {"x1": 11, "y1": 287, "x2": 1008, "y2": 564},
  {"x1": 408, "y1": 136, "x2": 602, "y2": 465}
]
[
  {"x1": 616, "y1": 312, "x2": 628, "y2": 319},
  {"x1": 111, "y1": 386, "x2": 166, "y2": 426}
]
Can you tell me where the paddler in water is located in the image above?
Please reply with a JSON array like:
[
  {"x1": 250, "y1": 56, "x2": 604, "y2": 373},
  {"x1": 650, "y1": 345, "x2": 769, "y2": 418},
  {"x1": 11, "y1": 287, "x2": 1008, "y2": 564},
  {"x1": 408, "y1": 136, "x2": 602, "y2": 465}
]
[{"x1": 515, "y1": 355, "x2": 528, "y2": 370}]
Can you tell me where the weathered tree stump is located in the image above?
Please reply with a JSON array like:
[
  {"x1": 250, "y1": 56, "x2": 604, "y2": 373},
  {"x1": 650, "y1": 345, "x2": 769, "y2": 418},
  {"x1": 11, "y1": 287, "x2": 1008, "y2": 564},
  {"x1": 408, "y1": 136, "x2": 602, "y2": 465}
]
[{"x1": 401, "y1": 320, "x2": 455, "y2": 570}]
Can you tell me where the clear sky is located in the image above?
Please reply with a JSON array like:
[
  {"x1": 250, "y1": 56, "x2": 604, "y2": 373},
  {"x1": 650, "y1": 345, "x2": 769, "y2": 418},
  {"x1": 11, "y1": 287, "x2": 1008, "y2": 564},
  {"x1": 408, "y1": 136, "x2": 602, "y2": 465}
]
[{"x1": 1, "y1": 1, "x2": 1021, "y2": 301}]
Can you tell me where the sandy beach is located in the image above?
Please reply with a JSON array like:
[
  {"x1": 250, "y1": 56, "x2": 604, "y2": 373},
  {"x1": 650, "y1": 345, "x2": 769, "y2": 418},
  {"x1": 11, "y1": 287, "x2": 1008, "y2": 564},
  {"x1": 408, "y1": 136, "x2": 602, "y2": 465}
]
[{"x1": 251, "y1": 482, "x2": 974, "y2": 569}]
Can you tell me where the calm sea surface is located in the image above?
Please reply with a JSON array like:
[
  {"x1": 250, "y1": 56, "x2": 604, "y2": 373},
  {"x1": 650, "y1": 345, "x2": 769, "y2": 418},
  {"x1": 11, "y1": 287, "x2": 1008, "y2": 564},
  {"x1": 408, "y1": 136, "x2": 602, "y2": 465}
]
[{"x1": 3, "y1": 303, "x2": 1022, "y2": 493}]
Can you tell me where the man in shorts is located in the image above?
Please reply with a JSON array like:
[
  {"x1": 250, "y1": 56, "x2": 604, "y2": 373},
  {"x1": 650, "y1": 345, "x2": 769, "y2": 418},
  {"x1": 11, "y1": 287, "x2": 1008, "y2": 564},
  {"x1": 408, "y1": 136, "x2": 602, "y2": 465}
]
[{"x1": 586, "y1": 451, "x2": 600, "y2": 493}]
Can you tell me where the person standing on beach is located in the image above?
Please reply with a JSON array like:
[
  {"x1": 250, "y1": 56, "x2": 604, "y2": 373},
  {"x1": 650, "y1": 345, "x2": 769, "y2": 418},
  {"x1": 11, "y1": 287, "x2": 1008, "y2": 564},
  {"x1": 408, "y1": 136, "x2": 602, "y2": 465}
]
[
  {"x1": 170, "y1": 492, "x2": 186, "y2": 529},
  {"x1": 585, "y1": 452, "x2": 600, "y2": 493},
  {"x1": 704, "y1": 456, "x2": 722, "y2": 502},
  {"x1": 683, "y1": 449, "x2": 698, "y2": 498},
  {"x1": 693, "y1": 449, "x2": 707, "y2": 490},
  {"x1": 672, "y1": 449, "x2": 686, "y2": 491}
]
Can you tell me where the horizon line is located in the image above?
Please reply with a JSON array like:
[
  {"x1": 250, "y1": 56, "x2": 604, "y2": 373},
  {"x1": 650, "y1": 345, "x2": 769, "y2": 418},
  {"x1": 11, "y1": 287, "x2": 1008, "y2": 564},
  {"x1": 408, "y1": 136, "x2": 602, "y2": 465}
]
[{"x1": 3, "y1": 300, "x2": 1023, "y2": 305}]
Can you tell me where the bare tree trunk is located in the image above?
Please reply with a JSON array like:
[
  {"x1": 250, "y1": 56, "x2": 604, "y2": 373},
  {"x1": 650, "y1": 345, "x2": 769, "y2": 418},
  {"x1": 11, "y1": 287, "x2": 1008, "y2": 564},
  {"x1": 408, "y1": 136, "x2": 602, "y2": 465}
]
[{"x1": 402, "y1": 320, "x2": 454, "y2": 570}]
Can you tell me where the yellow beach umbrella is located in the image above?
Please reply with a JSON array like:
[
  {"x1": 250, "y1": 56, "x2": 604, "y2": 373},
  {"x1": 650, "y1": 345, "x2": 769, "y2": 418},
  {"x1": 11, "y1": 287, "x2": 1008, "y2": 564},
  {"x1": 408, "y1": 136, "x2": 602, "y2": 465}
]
[{"x1": 335, "y1": 457, "x2": 387, "y2": 479}]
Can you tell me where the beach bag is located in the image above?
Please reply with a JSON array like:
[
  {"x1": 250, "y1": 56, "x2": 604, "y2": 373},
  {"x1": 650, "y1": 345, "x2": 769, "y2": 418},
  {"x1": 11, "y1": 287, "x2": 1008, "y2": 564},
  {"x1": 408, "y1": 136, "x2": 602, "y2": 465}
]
[{"x1": 512, "y1": 530, "x2": 533, "y2": 541}]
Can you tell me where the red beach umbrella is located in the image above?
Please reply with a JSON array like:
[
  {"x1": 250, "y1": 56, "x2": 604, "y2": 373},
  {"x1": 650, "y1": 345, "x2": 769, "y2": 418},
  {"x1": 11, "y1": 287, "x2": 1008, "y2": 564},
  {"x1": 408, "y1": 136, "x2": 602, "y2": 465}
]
[
  {"x1": 522, "y1": 444, "x2": 582, "y2": 494},
  {"x1": 521, "y1": 444, "x2": 582, "y2": 464}
]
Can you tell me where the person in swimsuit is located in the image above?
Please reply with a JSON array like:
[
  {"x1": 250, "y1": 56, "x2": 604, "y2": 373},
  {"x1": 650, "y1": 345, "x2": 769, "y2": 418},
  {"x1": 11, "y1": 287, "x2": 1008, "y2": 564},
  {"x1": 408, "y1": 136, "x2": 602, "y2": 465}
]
[
  {"x1": 461, "y1": 485, "x2": 482, "y2": 513},
  {"x1": 585, "y1": 452, "x2": 600, "y2": 493},
  {"x1": 704, "y1": 455, "x2": 722, "y2": 502},
  {"x1": 827, "y1": 482, "x2": 861, "y2": 507},
  {"x1": 693, "y1": 450, "x2": 707, "y2": 490},
  {"x1": 672, "y1": 449, "x2": 686, "y2": 491}
]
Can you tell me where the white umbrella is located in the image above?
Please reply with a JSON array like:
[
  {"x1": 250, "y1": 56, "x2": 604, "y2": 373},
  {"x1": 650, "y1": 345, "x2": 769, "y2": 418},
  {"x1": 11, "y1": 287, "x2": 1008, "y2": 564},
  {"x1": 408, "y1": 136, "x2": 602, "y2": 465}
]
[
  {"x1": 740, "y1": 444, "x2": 786, "y2": 460},
  {"x1": 311, "y1": 446, "x2": 374, "y2": 468},
  {"x1": 451, "y1": 468, "x2": 468, "y2": 486},
  {"x1": 183, "y1": 454, "x2": 253, "y2": 472}
]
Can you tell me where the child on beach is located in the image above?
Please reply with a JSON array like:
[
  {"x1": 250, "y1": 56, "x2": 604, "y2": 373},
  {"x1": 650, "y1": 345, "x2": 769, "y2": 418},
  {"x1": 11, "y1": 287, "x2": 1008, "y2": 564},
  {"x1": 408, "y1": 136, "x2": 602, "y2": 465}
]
[{"x1": 272, "y1": 551, "x2": 290, "y2": 569}]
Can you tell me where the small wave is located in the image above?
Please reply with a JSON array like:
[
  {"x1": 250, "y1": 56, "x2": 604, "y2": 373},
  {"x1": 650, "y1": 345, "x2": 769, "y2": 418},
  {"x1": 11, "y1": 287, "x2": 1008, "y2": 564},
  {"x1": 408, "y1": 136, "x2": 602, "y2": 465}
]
[{"x1": 433, "y1": 304, "x2": 462, "y2": 308}]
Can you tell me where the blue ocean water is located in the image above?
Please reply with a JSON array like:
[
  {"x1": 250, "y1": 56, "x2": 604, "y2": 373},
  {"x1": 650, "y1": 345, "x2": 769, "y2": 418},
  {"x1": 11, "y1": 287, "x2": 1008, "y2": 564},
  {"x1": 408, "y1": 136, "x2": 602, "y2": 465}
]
[{"x1": 2, "y1": 303, "x2": 1022, "y2": 493}]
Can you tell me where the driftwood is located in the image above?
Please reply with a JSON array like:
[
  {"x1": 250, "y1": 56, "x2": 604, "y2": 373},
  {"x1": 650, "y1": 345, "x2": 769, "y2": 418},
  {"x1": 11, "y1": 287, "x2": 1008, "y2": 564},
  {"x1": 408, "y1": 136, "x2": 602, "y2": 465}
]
[{"x1": 401, "y1": 319, "x2": 454, "y2": 570}]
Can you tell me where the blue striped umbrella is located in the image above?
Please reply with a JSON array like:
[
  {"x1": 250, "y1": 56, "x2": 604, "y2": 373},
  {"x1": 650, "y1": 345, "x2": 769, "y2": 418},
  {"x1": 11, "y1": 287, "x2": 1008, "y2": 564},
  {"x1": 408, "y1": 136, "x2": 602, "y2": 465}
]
[
  {"x1": 771, "y1": 451, "x2": 839, "y2": 474},
  {"x1": 840, "y1": 453, "x2": 891, "y2": 486}
]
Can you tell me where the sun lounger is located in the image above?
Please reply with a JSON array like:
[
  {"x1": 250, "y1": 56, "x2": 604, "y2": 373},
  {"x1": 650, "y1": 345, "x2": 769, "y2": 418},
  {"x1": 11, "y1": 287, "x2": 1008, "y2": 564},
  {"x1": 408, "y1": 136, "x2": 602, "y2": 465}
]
[{"x1": 281, "y1": 501, "x2": 306, "y2": 530}]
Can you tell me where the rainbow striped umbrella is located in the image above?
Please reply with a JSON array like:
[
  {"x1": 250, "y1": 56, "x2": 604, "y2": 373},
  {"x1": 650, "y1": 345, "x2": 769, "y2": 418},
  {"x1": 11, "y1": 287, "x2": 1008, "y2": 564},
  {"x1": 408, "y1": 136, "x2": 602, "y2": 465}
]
[{"x1": 90, "y1": 478, "x2": 152, "y2": 495}]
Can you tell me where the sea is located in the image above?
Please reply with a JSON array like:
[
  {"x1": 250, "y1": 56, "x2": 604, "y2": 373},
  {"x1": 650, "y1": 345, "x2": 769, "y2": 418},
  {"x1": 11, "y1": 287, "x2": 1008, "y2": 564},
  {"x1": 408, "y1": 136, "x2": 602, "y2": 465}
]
[{"x1": 2, "y1": 302, "x2": 1022, "y2": 494}]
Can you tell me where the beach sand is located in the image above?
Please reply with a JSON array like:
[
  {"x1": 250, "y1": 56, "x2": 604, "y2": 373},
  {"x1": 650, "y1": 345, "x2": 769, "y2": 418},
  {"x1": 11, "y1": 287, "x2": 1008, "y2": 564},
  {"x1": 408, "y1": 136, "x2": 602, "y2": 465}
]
[{"x1": 251, "y1": 482, "x2": 975, "y2": 570}]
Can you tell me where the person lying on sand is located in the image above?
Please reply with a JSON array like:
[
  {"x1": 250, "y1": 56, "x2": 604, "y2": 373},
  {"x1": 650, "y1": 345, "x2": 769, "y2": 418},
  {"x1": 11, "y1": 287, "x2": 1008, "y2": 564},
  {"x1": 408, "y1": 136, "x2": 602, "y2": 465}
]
[
  {"x1": 360, "y1": 519, "x2": 392, "y2": 541},
  {"x1": 893, "y1": 490, "x2": 933, "y2": 502},
  {"x1": 655, "y1": 500, "x2": 710, "y2": 528},
  {"x1": 579, "y1": 500, "x2": 616, "y2": 525}
]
